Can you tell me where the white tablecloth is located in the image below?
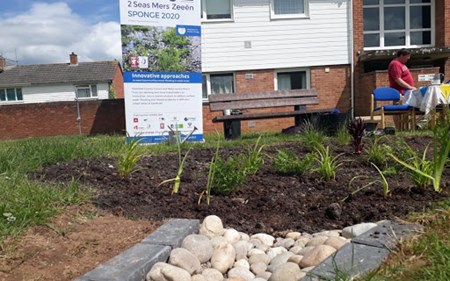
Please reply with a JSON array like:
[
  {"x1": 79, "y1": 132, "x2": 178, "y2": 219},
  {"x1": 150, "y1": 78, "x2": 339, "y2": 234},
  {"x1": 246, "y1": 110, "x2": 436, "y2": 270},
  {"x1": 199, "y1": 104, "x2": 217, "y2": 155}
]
[{"x1": 404, "y1": 85, "x2": 450, "y2": 115}]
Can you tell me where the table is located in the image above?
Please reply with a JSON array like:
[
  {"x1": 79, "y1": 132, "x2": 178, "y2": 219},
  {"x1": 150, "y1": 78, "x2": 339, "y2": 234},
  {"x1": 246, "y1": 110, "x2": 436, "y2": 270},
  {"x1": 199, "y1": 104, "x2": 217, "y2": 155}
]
[
  {"x1": 404, "y1": 85, "x2": 450, "y2": 128},
  {"x1": 405, "y1": 85, "x2": 450, "y2": 115}
]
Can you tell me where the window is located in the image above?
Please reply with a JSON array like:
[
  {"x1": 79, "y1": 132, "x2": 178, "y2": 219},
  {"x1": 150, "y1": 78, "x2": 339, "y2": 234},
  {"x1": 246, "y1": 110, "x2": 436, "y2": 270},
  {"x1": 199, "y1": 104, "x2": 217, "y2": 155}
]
[
  {"x1": 201, "y1": 0, "x2": 232, "y2": 21},
  {"x1": 271, "y1": 0, "x2": 308, "y2": 19},
  {"x1": 363, "y1": 0, "x2": 433, "y2": 49},
  {"x1": 276, "y1": 70, "x2": 308, "y2": 110},
  {"x1": 202, "y1": 73, "x2": 235, "y2": 100},
  {"x1": 276, "y1": 70, "x2": 308, "y2": 90},
  {"x1": 76, "y1": 84, "x2": 98, "y2": 99},
  {"x1": 0, "y1": 88, "x2": 23, "y2": 102}
]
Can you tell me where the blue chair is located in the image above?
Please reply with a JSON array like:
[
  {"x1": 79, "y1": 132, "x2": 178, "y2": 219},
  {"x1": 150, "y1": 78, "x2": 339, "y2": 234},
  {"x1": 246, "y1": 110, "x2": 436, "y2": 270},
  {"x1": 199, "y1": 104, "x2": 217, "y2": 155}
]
[{"x1": 370, "y1": 87, "x2": 415, "y2": 130}]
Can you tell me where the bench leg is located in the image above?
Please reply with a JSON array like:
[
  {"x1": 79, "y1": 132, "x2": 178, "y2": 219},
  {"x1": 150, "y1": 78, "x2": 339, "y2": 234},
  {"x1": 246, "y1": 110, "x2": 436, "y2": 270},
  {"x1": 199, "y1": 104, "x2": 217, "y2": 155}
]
[{"x1": 223, "y1": 120, "x2": 241, "y2": 140}]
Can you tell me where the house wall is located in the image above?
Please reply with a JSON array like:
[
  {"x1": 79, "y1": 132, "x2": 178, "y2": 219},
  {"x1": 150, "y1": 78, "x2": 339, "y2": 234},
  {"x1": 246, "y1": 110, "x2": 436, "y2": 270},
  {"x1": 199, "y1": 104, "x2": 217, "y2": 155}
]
[
  {"x1": 201, "y1": 0, "x2": 351, "y2": 72},
  {"x1": 112, "y1": 65, "x2": 125, "y2": 99},
  {"x1": 0, "y1": 99, "x2": 125, "y2": 140},
  {"x1": 21, "y1": 83, "x2": 110, "y2": 104},
  {"x1": 202, "y1": 65, "x2": 351, "y2": 134},
  {"x1": 353, "y1": 0, "x2": 450, "y2": 117}
]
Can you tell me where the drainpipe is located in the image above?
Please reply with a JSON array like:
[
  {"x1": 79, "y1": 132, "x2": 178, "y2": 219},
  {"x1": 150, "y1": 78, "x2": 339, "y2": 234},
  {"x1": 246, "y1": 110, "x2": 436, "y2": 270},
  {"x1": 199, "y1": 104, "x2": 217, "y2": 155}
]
[{"x1": 349, "y1": 0, "x2": 355, "y2": 118}]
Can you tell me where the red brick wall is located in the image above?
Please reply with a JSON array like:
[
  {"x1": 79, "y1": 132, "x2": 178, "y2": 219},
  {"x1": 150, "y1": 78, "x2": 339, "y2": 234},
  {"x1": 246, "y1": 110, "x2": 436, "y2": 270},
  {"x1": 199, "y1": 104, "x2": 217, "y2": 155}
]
[
  {"x1": 202, "y1": 66, "x2": 350, "y2": 135},
  {"x1": 0, "y1": 100, "x2": 125, "y2": 140},
  {"x1": 112, "y1": 66, "x2": 124, "y2": 99}
]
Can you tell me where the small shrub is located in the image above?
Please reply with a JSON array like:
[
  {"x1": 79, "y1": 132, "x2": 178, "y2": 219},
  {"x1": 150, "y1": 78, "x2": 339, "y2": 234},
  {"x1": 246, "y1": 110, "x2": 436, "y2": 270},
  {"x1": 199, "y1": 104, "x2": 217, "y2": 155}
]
[
  {"x1": 273, "y1": 149, "x2": 315, "y2": 176},
  {"x1": 299, "y1": 120, "x2": 326, "y2": 150},
  {"x1": 210, "y1": 155, "x2": 246, "y2": 196},
  {"x1": 336, "y1": 126, "x2": 351, "y2": 146},
  {"x1": 365, "y1": 136, "x2": 392, "y2": 167},
  {"x1": 117, "y1": 135, "x2": 143, "y2": 177},
  {"x1": 348, "y1": 118, "x2": 365, "y2": 154},
  {"x1": 313, "y1": 144, "x2": 344, "y2": 181},
  {"x1": 242, "y1": 136, "x2": 266, "y2": 175}
]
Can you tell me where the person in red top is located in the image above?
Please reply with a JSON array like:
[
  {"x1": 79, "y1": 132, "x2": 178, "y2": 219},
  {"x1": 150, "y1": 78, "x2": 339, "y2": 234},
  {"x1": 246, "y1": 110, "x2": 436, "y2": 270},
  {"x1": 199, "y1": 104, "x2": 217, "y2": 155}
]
[{"x1": 388, "y1": 49, "x2": 416, "y2": 94}]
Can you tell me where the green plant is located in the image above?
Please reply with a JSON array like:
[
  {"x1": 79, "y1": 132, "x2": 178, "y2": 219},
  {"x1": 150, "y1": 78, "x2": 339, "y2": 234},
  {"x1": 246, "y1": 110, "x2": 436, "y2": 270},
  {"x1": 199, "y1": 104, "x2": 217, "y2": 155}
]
[
  {"x1": 198, "y1": 136, "x2": 221, "y2": 206},
  {"x1": 390, "y1": 112, "x2": 450, "y2": 192},
  {"x1": 313, "y1": 144, "x2": 344, "y2": 181},
  {"x1": 343, "y1": 162, "x2": 390, "y2": 201},
  {"x1": 336, "y1": 125, "x2": 351, "y2": 146},
  {"x1": 273, "y1": 149, "x2": 315, "y2": 176},
  {"x1": 242, "y1": 136, "x2": 266, "y2": 175},
  {"x1": 117, "y1": 134, "x2": 144, "y2": 177},
  {"x1": 210, "y1": 154, "x2": 246, "y2": 196},
  {"x1": 365, "y1": 136, "x2": 392, "y2": 167},
  {"x1": 299, "y1": 120, "x2": 326, "y2": 149},
  {"x1": 348, "y1": 118, "x2": 365, "y2": 154}
]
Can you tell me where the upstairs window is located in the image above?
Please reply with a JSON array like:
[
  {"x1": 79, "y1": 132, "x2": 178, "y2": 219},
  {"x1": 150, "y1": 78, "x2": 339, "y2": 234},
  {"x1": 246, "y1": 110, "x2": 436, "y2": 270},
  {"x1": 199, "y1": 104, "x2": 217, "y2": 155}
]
[
  {"x1": 202, "y1": 73, "x2": 235, "y2": 100},
  {"x1": 202, "y1": 0, "x2": 232, "y2": 21},
  {"x1": 0, "y1": 88, "x2": 23, "y2": 102},
  {"x1": 363, "y1": 0, "x2": 433, "y2": 49},
  {"x1": 76, "y1": 84, "x2": 97, "y2": 99},
  {"x1": 271, "y1": 0, "x2": 308, "y2": 19}
]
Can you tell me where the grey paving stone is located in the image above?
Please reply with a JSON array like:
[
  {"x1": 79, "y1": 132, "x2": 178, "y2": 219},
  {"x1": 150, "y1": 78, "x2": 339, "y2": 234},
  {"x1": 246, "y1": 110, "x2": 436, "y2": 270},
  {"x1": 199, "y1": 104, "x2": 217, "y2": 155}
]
[
  {"x1": 74, "y1": 243, "x2": 171, "y2": 281},
  {"x1": 352, "y1": 220, "x2": 423, "y2": 250},
  {"x1": 301, "y1": 242, "x2": 390, "y2": 281},
  {"x1": 300, "y1": 221, "x2": 423, "y2": 281},
  {"x1": 142, "y1": 218, "x2": 200, "y2": 248}
]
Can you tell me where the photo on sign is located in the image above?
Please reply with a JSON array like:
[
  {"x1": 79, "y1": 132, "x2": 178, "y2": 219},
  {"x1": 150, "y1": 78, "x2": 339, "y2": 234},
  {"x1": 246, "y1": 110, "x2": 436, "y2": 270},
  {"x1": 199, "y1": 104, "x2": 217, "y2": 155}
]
[{"x1": 121, "y1": 25, "x2": 201, "y2": 73}]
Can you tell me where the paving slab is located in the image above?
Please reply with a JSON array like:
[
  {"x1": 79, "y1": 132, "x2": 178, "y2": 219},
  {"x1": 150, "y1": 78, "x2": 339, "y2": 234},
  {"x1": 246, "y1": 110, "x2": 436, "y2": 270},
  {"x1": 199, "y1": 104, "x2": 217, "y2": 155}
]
[
  {"x1": 74, "y1": 243, "x2": 170, "y2": 281},
  {"x1": 301, "y1": 220, "x2": 422, "y2": 281},
  {"x1": 142, "y1": 218, "x2": 200, "y2": 248},
  {"x1": 352, "y1": 220, "x2": 423, "y2": 250},
  {"x1": 75, "y1": 218, "x2": 199, "y2": 281}
]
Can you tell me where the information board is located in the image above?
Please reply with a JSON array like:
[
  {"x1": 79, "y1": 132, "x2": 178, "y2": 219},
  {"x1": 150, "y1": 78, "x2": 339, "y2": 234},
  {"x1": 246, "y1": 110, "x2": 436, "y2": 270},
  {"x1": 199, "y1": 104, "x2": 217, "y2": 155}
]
[{"x1": 119, "y1": 0, "x2": 203, "y2": 143}]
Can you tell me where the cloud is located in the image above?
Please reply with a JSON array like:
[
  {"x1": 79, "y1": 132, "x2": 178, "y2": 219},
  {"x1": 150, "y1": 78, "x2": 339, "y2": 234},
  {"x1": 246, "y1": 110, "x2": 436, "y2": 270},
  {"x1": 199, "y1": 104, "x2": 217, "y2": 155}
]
[{"x1": 0, "y1": 2, "x2": 121, "y2": 64}]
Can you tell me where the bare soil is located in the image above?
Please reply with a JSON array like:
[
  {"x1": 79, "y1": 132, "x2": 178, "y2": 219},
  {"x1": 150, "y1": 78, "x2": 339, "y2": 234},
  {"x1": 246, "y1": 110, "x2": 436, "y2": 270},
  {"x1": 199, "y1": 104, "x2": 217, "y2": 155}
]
[{"x1": 1, "y1": 135, "x2": 449, "y2": 280}]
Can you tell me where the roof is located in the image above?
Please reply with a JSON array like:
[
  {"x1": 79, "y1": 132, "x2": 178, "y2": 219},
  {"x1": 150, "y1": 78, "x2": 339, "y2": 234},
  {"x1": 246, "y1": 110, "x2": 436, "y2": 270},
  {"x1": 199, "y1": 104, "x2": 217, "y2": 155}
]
[{"x1": 0, "y1": 61, "x2": 121, "y2": 87}]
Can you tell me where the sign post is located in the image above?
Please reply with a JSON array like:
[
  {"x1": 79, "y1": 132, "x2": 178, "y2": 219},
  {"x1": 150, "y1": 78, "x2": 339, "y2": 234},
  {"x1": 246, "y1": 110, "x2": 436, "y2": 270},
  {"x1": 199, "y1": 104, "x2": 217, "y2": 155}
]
[{"x1": 119, "y1": 0, "x2": 203, "y2": 144}]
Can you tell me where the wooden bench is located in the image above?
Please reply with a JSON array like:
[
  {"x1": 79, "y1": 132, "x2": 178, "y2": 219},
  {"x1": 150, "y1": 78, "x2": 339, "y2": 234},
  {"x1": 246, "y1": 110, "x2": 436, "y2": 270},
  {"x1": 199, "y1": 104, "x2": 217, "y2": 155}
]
[{"x1": 208, "y1": 89, "x2": 334, "y2": 139}]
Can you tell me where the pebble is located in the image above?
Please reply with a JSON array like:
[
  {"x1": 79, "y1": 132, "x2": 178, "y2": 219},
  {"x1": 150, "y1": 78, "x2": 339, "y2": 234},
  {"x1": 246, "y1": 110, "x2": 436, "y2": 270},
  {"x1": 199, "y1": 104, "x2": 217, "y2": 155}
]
[{"x1": 146, "y1": 216, "x2": 355, "y2": 281}]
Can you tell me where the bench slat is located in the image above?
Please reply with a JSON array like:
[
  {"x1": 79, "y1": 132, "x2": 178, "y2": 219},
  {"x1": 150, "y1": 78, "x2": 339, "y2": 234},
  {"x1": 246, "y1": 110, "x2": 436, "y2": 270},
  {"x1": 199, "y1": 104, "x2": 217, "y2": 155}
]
[
  {"x1": 212, "y1": 108, "x2": 334, "y2": 123},
  {"x1": 210, "y1": 97, "x2": 319, "y2": 111},
  {"x1": 208, "y1": 89, "x2": 317, "y2": 103}
]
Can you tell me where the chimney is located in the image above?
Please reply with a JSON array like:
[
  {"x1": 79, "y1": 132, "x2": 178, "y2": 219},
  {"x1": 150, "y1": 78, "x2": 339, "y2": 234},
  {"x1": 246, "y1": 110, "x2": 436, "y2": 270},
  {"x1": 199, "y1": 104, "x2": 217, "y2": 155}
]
[
  {"x1": 0, "y1": 56, "x2": 5, "y2": 72},
  {"x1": 69, "y1": 52, "x2": 78, "y2": 65}
]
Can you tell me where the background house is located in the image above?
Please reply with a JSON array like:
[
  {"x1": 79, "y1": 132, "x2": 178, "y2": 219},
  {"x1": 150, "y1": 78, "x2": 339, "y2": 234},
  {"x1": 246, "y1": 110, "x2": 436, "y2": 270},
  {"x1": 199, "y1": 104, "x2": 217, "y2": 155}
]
[
  {"x1": 0, "y1": 53, "x2": 125, "y2": 140},
  {"x1": 0, "y1": 52, "x2": 124, "y2": 104}
]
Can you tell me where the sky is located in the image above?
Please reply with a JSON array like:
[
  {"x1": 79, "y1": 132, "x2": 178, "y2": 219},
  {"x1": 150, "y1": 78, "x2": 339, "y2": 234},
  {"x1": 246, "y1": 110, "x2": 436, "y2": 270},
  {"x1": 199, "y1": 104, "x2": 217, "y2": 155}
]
[{"x1": 0, "y1": 1, "x2": 122, "y2": 65}]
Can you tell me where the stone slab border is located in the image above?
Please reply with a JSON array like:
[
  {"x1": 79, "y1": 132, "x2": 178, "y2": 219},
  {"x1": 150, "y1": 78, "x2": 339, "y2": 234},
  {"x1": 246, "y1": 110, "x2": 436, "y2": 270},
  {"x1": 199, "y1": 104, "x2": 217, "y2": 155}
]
[
  {"x1": 302, "y1": 220, "x2": 423, "y2": 280},
  {"x1": 75, "y1": 219, "x2": 199, "y2": 281},
  {"x1": 75, "y1": 219, "x2": 422, "y2": 281}
]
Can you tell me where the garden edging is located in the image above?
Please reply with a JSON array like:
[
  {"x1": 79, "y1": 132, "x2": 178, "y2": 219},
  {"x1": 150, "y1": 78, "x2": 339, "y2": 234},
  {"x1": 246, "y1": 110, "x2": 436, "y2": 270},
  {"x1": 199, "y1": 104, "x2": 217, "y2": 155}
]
[{"x1": 74, "y1": 219, "x2": 422, "y2": 281}]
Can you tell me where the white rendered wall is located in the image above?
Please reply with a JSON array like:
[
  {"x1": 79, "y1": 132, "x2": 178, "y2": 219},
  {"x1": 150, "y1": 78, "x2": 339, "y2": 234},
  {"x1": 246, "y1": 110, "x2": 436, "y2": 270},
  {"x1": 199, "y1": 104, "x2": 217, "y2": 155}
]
[{"x1": 201, "y1": 0, "x2": 351, "y2": 72}]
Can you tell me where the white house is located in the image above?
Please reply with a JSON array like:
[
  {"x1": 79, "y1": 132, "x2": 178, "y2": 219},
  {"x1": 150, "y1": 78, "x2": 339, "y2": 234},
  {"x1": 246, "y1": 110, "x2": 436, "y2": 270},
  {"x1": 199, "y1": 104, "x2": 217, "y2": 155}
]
[{"x1": 0, "y1": 53, "x2": 124, "y2": 105}]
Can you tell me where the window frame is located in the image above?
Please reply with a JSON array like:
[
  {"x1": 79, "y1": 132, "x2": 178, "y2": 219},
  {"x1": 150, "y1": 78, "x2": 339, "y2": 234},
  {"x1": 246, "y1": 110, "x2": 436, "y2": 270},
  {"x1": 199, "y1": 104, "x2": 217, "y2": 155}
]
[
  {"x1": 0, "y1": 88, "x2": 23, "y2": 103},
  {"x1": 363, "y1": 0, "x2": 434, "y2": 50},
  {"x1": 202, "y1": 72, "x2": 235, "y2": 102},
  {"x1": 270, "y1": 0, "x2": 310, "y2": 20},
  {"x1": 274, "y1": 68, "x2": 310, "y2": 91},
  {"x1": 201, "y1": 0, "x2": 234, "y2": 22},
  {"x1": 75, "y1": 84, "x2": 98, "y2": 99}
]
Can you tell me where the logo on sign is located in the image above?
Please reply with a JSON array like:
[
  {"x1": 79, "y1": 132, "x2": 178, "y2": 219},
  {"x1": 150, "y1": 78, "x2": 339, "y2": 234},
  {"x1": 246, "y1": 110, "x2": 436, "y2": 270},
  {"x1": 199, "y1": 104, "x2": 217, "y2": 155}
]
[
  {"x1": 129, "y1": 56, "x2": 138, "y2": 68},
  {"x1": 138, "y1": 56, "x2": 148, "y2": 69},
  {"x1": 133, "y1": 118, "x2": 139, "y2": 123}
]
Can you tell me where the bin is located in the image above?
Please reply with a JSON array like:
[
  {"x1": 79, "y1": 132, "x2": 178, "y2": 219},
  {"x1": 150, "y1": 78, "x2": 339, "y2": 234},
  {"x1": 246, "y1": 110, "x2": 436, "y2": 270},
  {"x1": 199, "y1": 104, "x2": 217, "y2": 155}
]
[{"x1": 223, "y1": 110, "x2": 242, "y2": 140}]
